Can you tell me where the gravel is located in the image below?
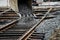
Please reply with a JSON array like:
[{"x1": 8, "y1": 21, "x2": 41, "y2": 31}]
[
  {"x1": 17, "y1": 3, "x2": 60, "y2": 40},
  {"x1": 36, "y1": 11, "x2": 60, "y2": 40}
]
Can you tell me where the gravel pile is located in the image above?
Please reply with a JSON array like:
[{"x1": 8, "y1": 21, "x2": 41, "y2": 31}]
[{"x1": 36, "y1": 11, "x2": 60, "y2": 40}]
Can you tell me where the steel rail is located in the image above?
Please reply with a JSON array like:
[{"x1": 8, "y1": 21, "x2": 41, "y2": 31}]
[
  {"x1": 0, "y1": 7, "x2": 21, "y2": 32},
  {"x1": 0, "y1": 8, "x2": 11, "y2": 15},
  {"x1": 18, "y1": 8, "x2": 53, "y2": 40},
  {"x1": 0, "y1": 18, "x2": 20, "y2": 32}
]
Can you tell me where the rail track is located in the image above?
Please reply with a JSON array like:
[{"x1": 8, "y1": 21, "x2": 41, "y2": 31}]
[
  {"x1": 0, "y1": 8, "x2": 55, "y2": 40},
  {"x1": 50, "y1": 29, "x2": 60, "y2": 40},
  {"x1": 0, "y1": 10, "x2": 19, "y2": 32}
]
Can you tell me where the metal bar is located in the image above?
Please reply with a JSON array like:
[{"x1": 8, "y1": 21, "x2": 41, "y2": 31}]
[
  {"x1": 0, "y1": 8, "x2": 11, "y2": 15},
  {"x1": 0, "y1": 18, "x2": 20, "y2": 32},
  {"x1": 18, "y1": 8, "x2": 53, "y2": 40}
]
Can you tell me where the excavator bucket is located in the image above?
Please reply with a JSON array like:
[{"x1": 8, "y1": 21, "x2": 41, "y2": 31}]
[
  {"x1": 18, "y1": 0, "x2": 32, "y2": 9},
  {"x1": 17, "y1": 0, "x2": 33, "y2": 17}
]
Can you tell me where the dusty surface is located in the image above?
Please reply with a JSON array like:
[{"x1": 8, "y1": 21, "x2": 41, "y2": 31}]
[{"x1": 36, "y1": 11, "x2": 60, "y2": 40}]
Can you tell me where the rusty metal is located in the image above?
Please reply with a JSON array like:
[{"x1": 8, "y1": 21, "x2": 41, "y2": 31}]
[{"x1": 18, "y1": 8, "x2": 53, "y2": 40}]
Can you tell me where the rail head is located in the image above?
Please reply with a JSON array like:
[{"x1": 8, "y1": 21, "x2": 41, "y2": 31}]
[{"x1": 18, "y1": 8, "x2": 53, "y2": 40}]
